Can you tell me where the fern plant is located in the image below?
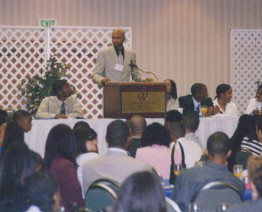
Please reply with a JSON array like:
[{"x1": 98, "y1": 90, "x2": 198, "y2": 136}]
[
  {"x1": 20, "y1": 56, "x2": 70, "y2": 114},
  {"x1": 256, "y1": 80, "x2": 262, "y2": 88}
]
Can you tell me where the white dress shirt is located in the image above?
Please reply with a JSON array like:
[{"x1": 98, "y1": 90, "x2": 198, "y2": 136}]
[
  {"x1": 166, "y1": 96, "x2": 179, "y2": 112},
  {"x1": 213, "y1": 99, "x2": 238, "y2": 117},
  {"x1": 36, "y1": 95, "x2": 83, "y2": 119},
  {"x1": 76, "y1": 152, "x2": 99, "y2": 197},
  {"x1": 174, "y1": 137, "x2": 202, "y2": 168},
  {"x1": 245, "y1": 98, "x2": 262, "y2": 115}
]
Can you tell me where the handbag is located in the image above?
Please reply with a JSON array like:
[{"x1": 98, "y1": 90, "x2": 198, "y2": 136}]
[{"x1": 169, "y1": 142, "x2": 186, "y2": 185}]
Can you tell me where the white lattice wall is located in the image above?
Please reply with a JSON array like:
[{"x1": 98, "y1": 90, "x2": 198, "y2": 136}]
[
  {"x1": 0, "y1": 26, "x2": 132, "y2": 118},
  {"x1": 230, "y1": 29, "x2": 262, "y2": 114}
]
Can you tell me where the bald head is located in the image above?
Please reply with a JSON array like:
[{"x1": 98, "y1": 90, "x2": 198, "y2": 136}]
[
  {"x1": 112, "y1": 29, "x2": 126, "y2": 47},
  {"x1": 130, "y1": 115, "x2": 147, "y2": 136},
  {"x1": 113, "y1": 29, "x2": 125, "y2": 36}
]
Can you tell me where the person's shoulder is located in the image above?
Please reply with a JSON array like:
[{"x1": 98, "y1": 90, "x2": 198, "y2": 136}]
[
  {"x1": 68, "y1": 94, "x2": 78, "y2": 101},
  {"x1": 205, "y1": 97, "x2": 213, "y2": 103},
  {"x1": 179, "y1": 137, "x2": 202, "y2": 152},
  {"x1": 50, "y1": 157, "x2": 76, "y2": 170},
  {"x1": 178, "y1": 166, "x2": 200, "y2": 179},
  {"x1": 77, "y1": 153, "x2": 99, "y2": 166},
  {"x1": 248, "y1": 98, "x2": 257, "y2": 104},
  {"x1": 42, "y1": 96, "x2": 56, "y2": 101},
  {"x1": 228, "y1": 101, "x2": 237, "y2": 108},
  {"x1": 136, "y1": 146, "x2": 149, "y2": 152},
  {"x1": 177, "y1": 137, "x2": 187, "y2": 143},
  {"x1": 178, "y1": 95, "x2": 192, "y2": 101},
  {"x1": 99, "y1": 46, "x2": 113, "y2": 54}
]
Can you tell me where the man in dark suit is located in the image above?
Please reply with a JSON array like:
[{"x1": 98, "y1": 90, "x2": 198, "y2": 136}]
[{"x1": 178, "y1": 83, "x2": 213, "y2": 116}]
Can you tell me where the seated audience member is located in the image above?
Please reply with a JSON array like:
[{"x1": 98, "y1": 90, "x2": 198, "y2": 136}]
[
  {"x1": 240, "y1": 115, "x2": 262, "y2": 157},
  {"x1": 173, "y1": 132, "x2": 245, "y2": 211},
  {"x1": 228, "y1": 114, "x2": 259, "y2": 171},
  {"x1": 164, "y1": 110, "x2": 183, "y2": 130},
  {"x1": 44, "y1": 124, "x2": 84, "y2": 212},
  {"x1": 113, "y1": 171, "x2": 167, "y2": 212},
  {"x1": 213, "y1": 84, "x2": 238, "y2": 116},
  {"x1": 229, "y1": 157, "x2": 262, "y2": 211},
  {"x1": 173, "y1": 115, "x2": 202, "y2": 168},
  {"x1": 0, "y1": 142, "x2": 38, "y2": 212},
  {"x1": 13, "y1": 110, "x2": 33, "y2": 132},
  {"x1": 36, "y1": 80, "x2": 83, "y2": 119},
  {"x1": 1, "y1": 122, "x2": 24, "y2": 160},
  {"x1": 73, "y1": 126, "x2": 99, "y2": 195},
  {"x1": 127, "y1": 114, "x2": 147, "y2": 157},
  {"x1": 136, "y1": 123, "x2": 181, "y2": 179},
  {"x1": 182, "y1": 113, "x2": 203, "y2": 150},
  {"x1": 0, "y1": 110, "x2": 8, "y2": 122},
  {"x1": 245, "y1": 84, "x2": 262, "y2": 115},
  {"x1": 73, "y1": 121, "x2": 90, "y2": 130},
  {"x1": 82, "y1": 120, "x2": 153, "y2": 194},
  {"x1": 168, "y1": 122, "x2": 185, "y2": 145},
  {"x1": 24, "y1": 170, "x2": 61, "y2": 212},
  {"x1": 178, "y1": 83, "x2": 213, "y2": 116},
  {"x1": 164, "y1": 79, "x2": 179, "y2": 112},
  {"x1": 0, "y1": 110, "x2": 7, "y2": 147}
]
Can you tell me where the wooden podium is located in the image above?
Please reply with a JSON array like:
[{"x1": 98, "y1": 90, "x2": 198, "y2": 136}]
[{"x1": 103, "y1": 82, "x2": 166, "y2": 118}]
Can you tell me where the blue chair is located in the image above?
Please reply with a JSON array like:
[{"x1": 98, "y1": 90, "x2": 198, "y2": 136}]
[
  {"x1": 85, "y1": 179, "x2": 119, "y2": 211},
  {"x1": 166, "y1": 197, "x2": 181, "y2": 212},
  {"x1": 191, "y1": 181, "x2": 242, "y2": 212}
]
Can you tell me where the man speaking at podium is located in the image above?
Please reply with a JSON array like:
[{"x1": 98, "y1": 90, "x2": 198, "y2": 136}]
[{"x1": 92, "y1": 28, "x2": 142, "y2": 85}]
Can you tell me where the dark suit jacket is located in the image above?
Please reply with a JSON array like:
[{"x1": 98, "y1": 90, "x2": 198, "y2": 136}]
[{"x1": 178, "y1": 95, "x2": 213, "y2": 116}]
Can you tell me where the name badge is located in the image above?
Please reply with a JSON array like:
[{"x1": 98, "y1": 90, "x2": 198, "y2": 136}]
[{"x1": 114, "y1": 63, "x2": 124, "y2": 72}]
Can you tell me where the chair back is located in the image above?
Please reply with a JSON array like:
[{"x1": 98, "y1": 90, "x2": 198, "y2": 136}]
[
  {"x1": 85, "y1": 178, "x2": 120, "y2": 211},
  {"x1": 191, "y1": 181, "x2": 242, "y2": 212},
  {"x1": 165, "y1": 197, "x2": 181, "y2": 212}
]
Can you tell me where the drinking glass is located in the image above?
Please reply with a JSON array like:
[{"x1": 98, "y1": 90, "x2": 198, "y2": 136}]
[
  {"x1": 174, "y1": 164, "x2": 184, "y2": 176},
  {"x1": 233, "y1": 164, "x2": 243, "y2": 179},
  {"x1": 188, "y1": 203, "x2": 202, "y2": 212},
  {"x1": 216, "y1": 202, "x2": 232, "y2": 212},
  {"x1": 201, "y1": 106, "x2": 207, "y2": 117}
]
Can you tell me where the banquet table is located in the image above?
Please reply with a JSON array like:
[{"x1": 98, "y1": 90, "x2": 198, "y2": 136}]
[{"x1": 25, "y1": 116, "x2": 239, "y2": 158}]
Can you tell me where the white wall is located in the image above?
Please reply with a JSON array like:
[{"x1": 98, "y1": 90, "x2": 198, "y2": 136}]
[{"x1": 1, "y1": 0, "x2": 262, "y2": 98}]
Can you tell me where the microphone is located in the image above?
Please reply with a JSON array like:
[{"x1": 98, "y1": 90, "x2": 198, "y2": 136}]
[{"x1": 129, "y1": 60, "x2": 137, "y2": 80}]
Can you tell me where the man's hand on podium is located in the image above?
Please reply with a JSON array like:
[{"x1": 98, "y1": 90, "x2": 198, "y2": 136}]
[
  {"x1": 55, "y1": 114, "x2": 68, "y2": 119},
  {"x1": 144, "y1": 78, "x2": 154, "y2": 82},
  {"x1": 101, "y1": 77, "x2": 111, "y2": 86}
]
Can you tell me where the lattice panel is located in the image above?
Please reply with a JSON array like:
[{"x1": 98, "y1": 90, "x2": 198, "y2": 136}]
[
  {"x1": 0, "y1": 27, "x2": 132, "y2": 118},
  {"x1": 0, "y1": 27, "x2": 46, "y2": 110},
  {"x1": 230, "y1": 29, "x2": 262, "y2": 114}
]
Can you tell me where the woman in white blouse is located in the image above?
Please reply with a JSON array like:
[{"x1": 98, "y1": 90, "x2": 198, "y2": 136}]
[
  {"x1": 213, "y1": 84, "x2": 238, "y2": 116},
  {"x1": 164, "y1": 79, "x2": 179, "y2": 112},
  {"x1": 73, "y1": 127, "x2": 99, "y2": 197},
  {"x1": 245, "y1": 84, "x2": 262, "y2": 115}
]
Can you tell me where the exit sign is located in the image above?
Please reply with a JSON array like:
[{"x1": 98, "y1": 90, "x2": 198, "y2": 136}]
[{"x1": 38, "y1": 18, "x2": 57, "y2": 31}]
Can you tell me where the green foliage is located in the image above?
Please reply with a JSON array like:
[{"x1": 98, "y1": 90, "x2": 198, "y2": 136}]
[
  {"x1": 256, "y1": 80, "x2": 262, "y2": 88},
  {"x1": 20, "y1": 56, "x2": 70, "y2": 114}
]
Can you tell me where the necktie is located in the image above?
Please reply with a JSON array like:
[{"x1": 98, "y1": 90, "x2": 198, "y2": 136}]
[
  {"x1": 196, "y1": 104, "x2": 200, "y2": 115},
  {"x1": 117, "y1": 52, "x2": 124, "y2": 64},
  {"x1": 60, "y1": 102, "x2": 65, "y2": 114}
]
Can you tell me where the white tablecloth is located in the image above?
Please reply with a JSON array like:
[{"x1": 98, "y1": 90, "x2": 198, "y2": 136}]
[
  {"x1": 25, "y1": 117, "x2": 239, "y2": 157},
  {"x1": 196, "y1": 116, "x2": 239, "y2": 147}
]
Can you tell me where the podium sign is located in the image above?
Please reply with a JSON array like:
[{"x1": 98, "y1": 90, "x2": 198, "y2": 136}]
[
  {"x1": 103, "y1": 82, "x2": 166, "y2": 118},
  {"x1": 122, "y1": 92, "x2": 165, "y2": 113}
]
